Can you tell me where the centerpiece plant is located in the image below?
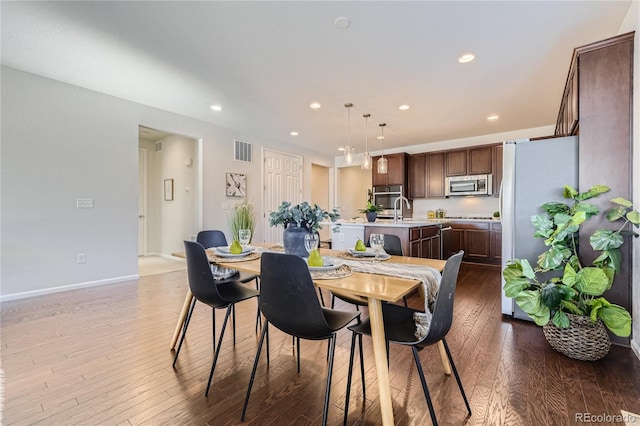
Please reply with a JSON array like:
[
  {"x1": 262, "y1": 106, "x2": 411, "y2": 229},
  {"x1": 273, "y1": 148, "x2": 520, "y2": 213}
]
[
  {"x1": 269, "y1": 201, "x2": 340, "y2": 257},
  {"x1": 269, "y1": 201, "x2": 340, "y2": 232},
  {"x1": 503, "y1": 185, "x2": 638, "y2": 342}
]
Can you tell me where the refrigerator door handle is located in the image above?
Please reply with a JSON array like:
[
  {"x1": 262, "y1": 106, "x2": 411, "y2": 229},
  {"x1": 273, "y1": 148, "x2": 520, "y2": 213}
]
[{"x1": 498, "y1": 180, "x2": 504, "y2": 219}]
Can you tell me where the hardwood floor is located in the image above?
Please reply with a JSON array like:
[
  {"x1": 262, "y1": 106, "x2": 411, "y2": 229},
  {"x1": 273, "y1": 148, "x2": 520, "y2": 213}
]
[{"x1": 2, "y1": 263, "x2": 639, "y2": 425}]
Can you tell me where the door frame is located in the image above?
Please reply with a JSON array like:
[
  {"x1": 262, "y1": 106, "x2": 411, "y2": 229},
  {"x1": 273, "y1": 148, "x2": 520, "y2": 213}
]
[{"x1": 138, "y1": 147, "x2": 148, "y2": 256}]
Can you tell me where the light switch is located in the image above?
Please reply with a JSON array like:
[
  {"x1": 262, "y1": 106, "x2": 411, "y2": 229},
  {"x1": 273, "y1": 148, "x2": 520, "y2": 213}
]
[{"x1": 77, "y1": 198, "x2": 94, "y2": 208}]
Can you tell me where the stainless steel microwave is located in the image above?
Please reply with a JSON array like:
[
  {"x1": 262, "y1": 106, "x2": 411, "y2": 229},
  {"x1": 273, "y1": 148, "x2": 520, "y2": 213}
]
[{"x1": 445, "y1": 174, "x2": 493, "y2": 196}]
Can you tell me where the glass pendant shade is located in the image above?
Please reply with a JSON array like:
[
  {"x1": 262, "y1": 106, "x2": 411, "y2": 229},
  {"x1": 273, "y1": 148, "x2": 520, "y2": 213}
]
[
  {"x1": 344, "y1": 146, "x2": 354, "y2": 165},
  {"x1": 361, "y1": 152, "x2": 372, "y2": 170},
  {"x1": 378, "y1": 122, "x2": 388, "y2": 174},
  {"x1": 377, "y1": 156, "x2": 388, "y2": 174},
  {"x1": 361, "y1": 113, "x2": 372, "y2": 170},
  {"x1": 343, "y1": 102, "x2": 354, "y2": 165}
]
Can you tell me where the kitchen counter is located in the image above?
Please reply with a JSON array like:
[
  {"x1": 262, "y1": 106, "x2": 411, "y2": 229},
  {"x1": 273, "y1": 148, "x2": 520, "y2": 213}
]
[{"x1": 333, "y1": 219, "x2": 448, "y2": 228}]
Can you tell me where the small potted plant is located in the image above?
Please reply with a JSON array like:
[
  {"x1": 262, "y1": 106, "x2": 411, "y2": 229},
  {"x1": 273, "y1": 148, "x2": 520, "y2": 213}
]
[
  {"x1": 229, "y1": 198, "x2": 255, "y2": 243},
  {"x1": 358, "y1": 201, "x2": 384, "y2": 222},
  {"x1": 503, "y1": 185, "x2": 638, "y2": 361},
  {"x1": 269, "y1": 201, "x2": 340, "y2": 256}
]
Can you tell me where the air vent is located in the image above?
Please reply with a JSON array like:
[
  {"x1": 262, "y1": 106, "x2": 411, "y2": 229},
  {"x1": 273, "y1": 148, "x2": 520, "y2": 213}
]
[
  {"x1": 154, "y1": 142, "x2": 162, "y2": 152},
  {"x1": 234, "y1": 139, "x2": 252, "y2": 163}
]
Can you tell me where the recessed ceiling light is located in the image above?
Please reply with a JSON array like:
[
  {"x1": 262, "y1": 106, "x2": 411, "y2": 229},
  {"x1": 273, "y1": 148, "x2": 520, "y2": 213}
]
[
  {"x1": 487, "y1": 114, "x2": 499, "y2": 121},
  {"x1": 334, "y1": 16, "x2": 351, "y2": 29},
  {"x1": 458, "y1": 53, "x2": 475, "y2": 63},
  {"x1": 377, "y1": 136, "x2": 385, "y2": 140},
  {"x1": 290, "y1": 131, "x2": 299, "y2": 136},
  {"x1": 338, "y1": 147, "x2": 345, "y2": 151},
  {"x1": 210, "y1": 105, "x2": 223, "y2": 111},
  {"x1": 398, "y1": 105, "x2": 410, "y2": 111},
  {"x1": 309, "y1": 102, "x2": 321, "y2": 109}
]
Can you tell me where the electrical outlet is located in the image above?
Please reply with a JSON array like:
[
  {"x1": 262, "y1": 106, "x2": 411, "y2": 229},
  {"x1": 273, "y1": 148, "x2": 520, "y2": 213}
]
[
  {"x1": 339, "y1": 233, "x2": 345, "y2": 242},
  {"x1": 77, "y1": 253, "x2": 86, "y2": 264},
  {"x1": 222, "y1": 202, "x2": 229, "y2": 210},
  {"x1": 76, "y1": 198, "x2": 94, "y2": 208}
]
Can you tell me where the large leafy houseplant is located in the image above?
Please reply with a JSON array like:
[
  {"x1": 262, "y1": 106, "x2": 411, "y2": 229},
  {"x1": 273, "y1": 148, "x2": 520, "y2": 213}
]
[
  {"x1": 269, "y1": 201, "x2": 340, "y2": 232},
  {"x1": 503, "y1": 185, "x2": 638, "y2": 338}
]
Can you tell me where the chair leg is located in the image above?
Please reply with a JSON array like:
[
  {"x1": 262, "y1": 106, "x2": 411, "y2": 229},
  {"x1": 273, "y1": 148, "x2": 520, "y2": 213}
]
[
  {"x1": 232, "y1": 304, "x2": 236, "y2": 345},
  {"x1": 412, "y1": 346, "x2": 438, "y2": 426},
  {"x1": 318, "y1": 288, "x2": 326, "y2": 307},
  {"x1": 297, "y1": 336, "x2": 301, "y2": 373},
  {"x1": 173, "y1": 297, "x2": 197, "y2": 368},
  {"x1": 344, "y1": 333, "x2": 367, "y2": 426},
  {"x1": 344, "y1": 332, "x2": 357, "y2": 426},
  {"x1": 205, "y1": 305, "x2": 232, "y2": 397},
  {"x1": 254, "y1": 278, "x2": 262, "y2": 333},
  {"x1": 442, "y1": 338, "x2": 472, "y2": 417},
  {"x1": 331, "y1": 294, "x2": 335, "y2": 309},
  {"x1": 402, "y1": 296, "x2": 408, "y2": 307},
  {"x1": 358, "y1": 334, "x2": 366, "y2": 401},
  {"x1": 241, "y1": 320, "x2": 269, "y2": 421},
  {"x1": 322, "y1": 335, "x2": 337, "y2": 426}
]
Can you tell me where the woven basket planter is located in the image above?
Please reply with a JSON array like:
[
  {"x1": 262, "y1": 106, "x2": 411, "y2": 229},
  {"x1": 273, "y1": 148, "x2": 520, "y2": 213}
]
[{"x1": 542, "y1": 313, "x2": 611, "y2": 361}]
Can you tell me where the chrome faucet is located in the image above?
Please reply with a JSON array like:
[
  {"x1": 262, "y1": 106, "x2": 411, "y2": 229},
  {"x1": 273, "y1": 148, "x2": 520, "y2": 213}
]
[{"x1": 393, "y1": 196, "x2": 411, "y2": 223}]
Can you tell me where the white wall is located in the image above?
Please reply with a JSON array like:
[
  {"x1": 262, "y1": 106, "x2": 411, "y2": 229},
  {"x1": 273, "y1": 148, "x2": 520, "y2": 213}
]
[
  {"x1": 0, "y1": 67, "x2": 334, "y2": 300},
  {"x1": 337, "y1": 165, "x2": 372, "y2": 220},
  {"x1": 618, "y1": 0, "x2": 639, "y2": 360}
]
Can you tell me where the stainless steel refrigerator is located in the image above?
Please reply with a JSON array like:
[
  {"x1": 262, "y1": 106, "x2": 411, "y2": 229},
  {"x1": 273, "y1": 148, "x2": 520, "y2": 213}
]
[{"x1": 500, "y1": 136, "x2": 578, "y2": 319}]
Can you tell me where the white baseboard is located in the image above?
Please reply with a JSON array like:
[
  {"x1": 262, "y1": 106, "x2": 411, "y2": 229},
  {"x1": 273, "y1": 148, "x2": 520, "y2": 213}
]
[
  {"x1": 632, "y1": 338, "x2": 640, "y2": 362},
  {"x1": 143, "y1": 252, "x2": 184, "y2": 261},
  {"x1": 0, "y1": 275, "x2": 139, "y2": 302}
]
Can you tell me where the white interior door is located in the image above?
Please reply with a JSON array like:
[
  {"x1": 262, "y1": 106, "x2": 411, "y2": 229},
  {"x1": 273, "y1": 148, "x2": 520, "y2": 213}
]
[
  {"x1": 138, "y1": 148, "x2": 148, "y2": 256},
  {"x1": 263, "y1": 149, "x2": 302, "y2": 243}
]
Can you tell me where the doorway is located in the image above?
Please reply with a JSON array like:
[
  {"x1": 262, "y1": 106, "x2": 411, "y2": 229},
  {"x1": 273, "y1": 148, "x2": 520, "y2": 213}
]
[
  {"x1": 138, "y1": 125, "x2": 200, "y2": 267},
  {"x1": 263, "y1": 149, "x2": 303, "y2": 244},
  {"x1": 311, "y1": 163, "x2": 331, "y2": 244}
]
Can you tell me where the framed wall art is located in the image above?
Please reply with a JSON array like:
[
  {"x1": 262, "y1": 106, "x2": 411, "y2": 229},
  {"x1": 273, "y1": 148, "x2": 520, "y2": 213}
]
[
  {"x1": 226, "y1": 173, "x2": 246, "y2": 197},
  {"x1": 164, "y1": 179, "x2": 174, "y2": 201}
]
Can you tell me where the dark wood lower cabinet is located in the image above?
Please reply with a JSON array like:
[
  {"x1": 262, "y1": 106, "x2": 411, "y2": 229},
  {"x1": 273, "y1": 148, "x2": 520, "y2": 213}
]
[
  {"x1": 449, "y1": 221, "x2": 501, "y2": 265},
  {"x1": 365, "y1": 225, "x2": 443, "y2": 259}
]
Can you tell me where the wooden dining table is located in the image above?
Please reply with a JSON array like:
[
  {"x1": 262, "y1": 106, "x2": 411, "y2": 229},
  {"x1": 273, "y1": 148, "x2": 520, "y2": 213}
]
[{"x1": 171, "y1": 245, "x2": 446, "y2": 426}]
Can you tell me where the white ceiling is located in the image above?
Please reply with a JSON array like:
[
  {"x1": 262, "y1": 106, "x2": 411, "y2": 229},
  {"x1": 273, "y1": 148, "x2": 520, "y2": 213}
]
[{"x1": 1, "y1": 1, "x2": 632, "y2": 155}]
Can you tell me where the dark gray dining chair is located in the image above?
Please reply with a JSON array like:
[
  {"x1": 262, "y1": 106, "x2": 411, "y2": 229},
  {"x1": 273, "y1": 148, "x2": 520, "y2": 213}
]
[
  {"x1": 175, "y1": 241, "x2": 259, "y2": 397},
  {"x1": 343, "y1": 251, "x2": 470, "y2": 426},
  {"x1": 241, "y1": 252, "x2": 362, "y2": 426}
]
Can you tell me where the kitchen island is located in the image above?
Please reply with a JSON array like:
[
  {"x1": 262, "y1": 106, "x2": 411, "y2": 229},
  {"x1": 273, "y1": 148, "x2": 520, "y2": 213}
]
[
  {"x1": 329, "y1": 217, "x2": 502, "y2": 264},
  {"x1": 330, "y1": 219, "x2": 450, "y2": 259}
]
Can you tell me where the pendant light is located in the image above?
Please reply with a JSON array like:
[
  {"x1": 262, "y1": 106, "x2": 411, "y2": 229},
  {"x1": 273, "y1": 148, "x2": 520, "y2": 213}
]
[
  {"x1": 377, "y1": 123, "x2": 388, "y2": 174},
  {"x1": 344, "y1": 103, "x2": 354, "y2": 165},
  {"x1": 361, "y1": 113, "x2": 372, "y2": 170}
]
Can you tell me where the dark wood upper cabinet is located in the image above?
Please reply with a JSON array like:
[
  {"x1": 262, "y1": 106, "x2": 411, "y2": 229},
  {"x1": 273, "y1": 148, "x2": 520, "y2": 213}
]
[
  {"x1": 426, "y1": 152, "x2": 445, "y2": 198},
  {"x1": 445, "y1": 149, "x2": 467, "y2": 176},
  {"x1": 371, "y1": 153, "x2": 408, "y2": 187},
  {"x1": 445, "y1": 146, "x2": 493, "y2": 177},
  {"x1": 468, "y1": 146, "x2": 493, "y2": 175},
  {"x1": 493, "y1": 143, "x2": 503, "y2": 197},
  {"x1": 408, "y1": 154, "x2": 426, "y2": 199}
]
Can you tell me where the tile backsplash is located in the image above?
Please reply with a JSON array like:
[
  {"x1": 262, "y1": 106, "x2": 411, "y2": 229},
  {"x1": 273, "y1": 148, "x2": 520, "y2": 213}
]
[{"x1": 412, "y1": 196, "x2": 500, "y2": 219}]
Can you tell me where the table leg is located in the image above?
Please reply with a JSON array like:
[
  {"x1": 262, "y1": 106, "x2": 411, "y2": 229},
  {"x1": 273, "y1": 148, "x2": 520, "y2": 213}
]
[
  {"x1": 170, "y1": 290, "x2": 193, "y2": 350},
  {"x1": 437, "y1": 340, "x2": 451, "y2": 375},
  {"x1": 367, "y1": 298, "x2": 394, "y2": 425}
]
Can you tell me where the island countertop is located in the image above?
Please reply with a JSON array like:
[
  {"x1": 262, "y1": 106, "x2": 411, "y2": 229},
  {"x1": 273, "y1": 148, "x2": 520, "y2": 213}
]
[{"x1": 331, "y1": 219, "x2": 447, "y2": 228}]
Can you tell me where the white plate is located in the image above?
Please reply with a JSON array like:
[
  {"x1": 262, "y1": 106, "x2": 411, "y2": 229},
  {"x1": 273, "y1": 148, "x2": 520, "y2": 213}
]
[
  {"x1": 307, "y1": 256, "x2": 338, "y2": 271},
  {"x1": 308, "y1": 263, "x2": 339, "y2": 272},
  {"x1": 214, "y1": 246, "x2": 254, "y2": 258},
  {"x1": 348, "y1": 248, "x2": 389, "y2": 257}
]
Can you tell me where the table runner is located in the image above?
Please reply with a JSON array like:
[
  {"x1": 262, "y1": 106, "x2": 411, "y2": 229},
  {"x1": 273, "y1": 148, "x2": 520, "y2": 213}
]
[{"x1": 339, "y1": 259, "x2": 442, "y2": 339}]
